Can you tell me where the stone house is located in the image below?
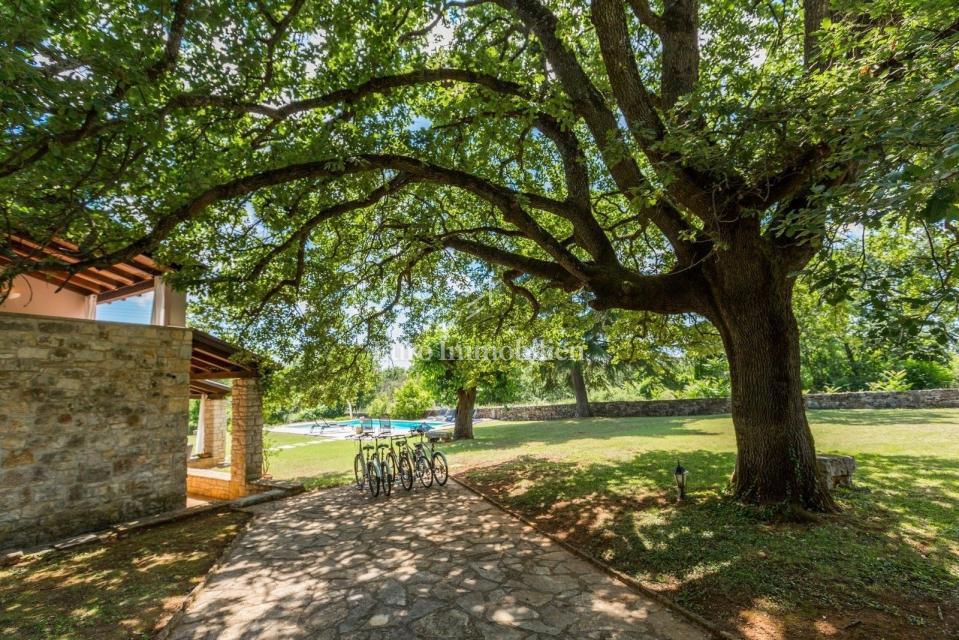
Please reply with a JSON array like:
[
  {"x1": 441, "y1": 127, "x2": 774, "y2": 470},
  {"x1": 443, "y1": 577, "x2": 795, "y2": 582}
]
[{"x1": 1, "y1": 234, "x2": 265, "y2": 550}]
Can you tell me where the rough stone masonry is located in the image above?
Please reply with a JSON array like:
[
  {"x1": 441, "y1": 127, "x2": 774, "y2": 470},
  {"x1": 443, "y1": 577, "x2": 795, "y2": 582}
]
[
  {"x1": 475, "y1": 388, "x2": 959, "y2": 421},
  {"x1": 0, "y1": 313, "x2": 191, "y2": 550}
]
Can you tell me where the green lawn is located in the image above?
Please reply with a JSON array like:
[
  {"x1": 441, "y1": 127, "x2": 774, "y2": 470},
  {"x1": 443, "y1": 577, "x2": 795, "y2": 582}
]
[
  {"x1": 266, "y1": 408, "x2": 959, "y2": 640},
  {"x1": 0, "y1": 511, "x2": 249, "y2": 640}
]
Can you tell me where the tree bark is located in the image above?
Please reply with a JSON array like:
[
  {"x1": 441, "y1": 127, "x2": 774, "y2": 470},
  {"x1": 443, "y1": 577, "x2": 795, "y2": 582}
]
[
  {"x1": 569, "y1": 361, "x2": 592, "y2": 418},
  {"x1": 705, "y1": 237, "x2": 837, "y2": 512},
  {"x1": 803, "y1": 0, "x2": 832, "y2": 69},
  {"x1": 660, "y1": 0, "x2": 699, "y2": 108},
  {"x1": 453, "y1": 387, "x2": 477, "y2": 440}
]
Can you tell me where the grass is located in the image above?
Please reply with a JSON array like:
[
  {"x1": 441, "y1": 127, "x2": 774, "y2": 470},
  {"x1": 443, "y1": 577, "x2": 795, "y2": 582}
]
[
  {"x1": 265, "y1": 408, "x2": 959, "y2": 639},
  {"x1": 0, "y1": 511, "x2": 250, "y2": 640}
]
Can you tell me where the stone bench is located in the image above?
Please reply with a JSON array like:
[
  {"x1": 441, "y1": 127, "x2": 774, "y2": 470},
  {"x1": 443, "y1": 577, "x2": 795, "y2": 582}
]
[{"x1": 817, "y1": 454, "x2": 856, "y2": 489}]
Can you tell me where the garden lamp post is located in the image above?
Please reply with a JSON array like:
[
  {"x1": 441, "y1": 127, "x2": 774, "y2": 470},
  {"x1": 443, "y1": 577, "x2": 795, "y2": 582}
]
[{"x1": 675, "y1": 462, "x2": 688, "y2": 501}]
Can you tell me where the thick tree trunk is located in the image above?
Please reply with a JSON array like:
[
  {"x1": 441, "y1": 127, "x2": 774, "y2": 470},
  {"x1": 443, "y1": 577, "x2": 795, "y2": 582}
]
[
  {"x1": 569, "y1": 361, "x2": 592, "y2": 417},
  {"x1": 706, "y1": 234, "x2": 837, "y2": 512},
  {"x1": 453, "y1": 387, "x2": 477, "y2": 440}
]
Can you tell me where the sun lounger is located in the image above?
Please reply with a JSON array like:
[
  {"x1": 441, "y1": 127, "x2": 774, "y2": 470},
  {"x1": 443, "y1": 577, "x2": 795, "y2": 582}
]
[{"x1": 309, "y1": 418, "x2": 336, "y2": 434}]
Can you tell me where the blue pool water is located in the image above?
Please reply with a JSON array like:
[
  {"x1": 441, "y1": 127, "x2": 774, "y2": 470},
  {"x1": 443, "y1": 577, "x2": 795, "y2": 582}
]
[
  {"x1": 340, "y1": 419, "x2": 446, "y2": 430},
  {"x1": 276, "y1": 418, "x2": 447, "y2": 434}
]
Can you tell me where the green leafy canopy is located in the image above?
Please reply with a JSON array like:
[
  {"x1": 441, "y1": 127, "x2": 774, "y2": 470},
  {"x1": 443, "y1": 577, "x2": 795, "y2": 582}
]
[{"x1": 1, "y1": 0, "x2": 957, "y2": 385}]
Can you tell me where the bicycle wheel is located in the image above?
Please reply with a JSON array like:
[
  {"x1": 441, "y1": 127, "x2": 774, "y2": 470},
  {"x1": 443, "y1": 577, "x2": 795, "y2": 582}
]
[
  {"x1": 398, "y1": 454, "x2": 414, "y2": 491},
  {"x1": 367, "y1": 460, "x2": 381, "y2": 497},
  {"x1": 415, "y1": 454, "x2": 433, "y2": 488},
  {"x1": 431, "y1": 451, "x2": 449, "y2": 486},
  {"x1": 383, "y1": 453, "x2": 397, "y2": 497},
  {"x1": 353, "y1": 453, "x2": 365, "y2": 490}
]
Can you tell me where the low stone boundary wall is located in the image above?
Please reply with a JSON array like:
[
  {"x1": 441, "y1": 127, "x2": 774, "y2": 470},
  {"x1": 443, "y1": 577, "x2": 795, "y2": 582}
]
[
  {"x1": 804, "y1": 388, "x2": 959, "y2": 410},
  {"x1": 475, "y1": 388, "x2": 959, "y2": 421}
]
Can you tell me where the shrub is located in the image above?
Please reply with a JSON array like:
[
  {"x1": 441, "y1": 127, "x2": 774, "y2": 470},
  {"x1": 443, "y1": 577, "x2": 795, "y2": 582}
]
[
  {"x1": 393, "y1": 379, "x2": 434, "y2": 419},
  {"x1": 365, "y1": 394, "x2": 393, "y2": 417},
  {"x1": 901, "y1": 359, "x2": 954, "y2": 389},
  {"x1": 867, "y1": 369, "x2": 912, "y2": 392},
  {"x1": 675, "y1": 376, "x2": 730, "y2": 399},
  {"x1": 282, "y1": 405, "x2": 345, "y2": 423}
]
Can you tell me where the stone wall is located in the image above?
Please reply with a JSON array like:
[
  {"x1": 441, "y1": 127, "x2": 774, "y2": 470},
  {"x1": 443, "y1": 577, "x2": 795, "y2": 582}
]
[
  {"x1": 186, "y1": 468, "x2": 233, "y2": 501},
  {"x1": 804, "y1": 388, "x2": 959, "y2": 410},
  {"x1": 0, "y1": 313, "x2": 192, "y2": 550},
  {"x1": 475, "y1": 388, "x2": 959, "y2": 421}
]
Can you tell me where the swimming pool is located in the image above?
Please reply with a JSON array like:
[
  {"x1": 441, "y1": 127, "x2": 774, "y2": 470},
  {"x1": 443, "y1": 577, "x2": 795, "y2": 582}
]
[
  {"x1": 336, "y1": 419, "x2": 446, "y2": 429},
  {"x1": 274, "y1": 418, "x2": 448, "y2": 435},
  {"x1": 340, "y1": 419, "x2": 446, "y2": 430}
]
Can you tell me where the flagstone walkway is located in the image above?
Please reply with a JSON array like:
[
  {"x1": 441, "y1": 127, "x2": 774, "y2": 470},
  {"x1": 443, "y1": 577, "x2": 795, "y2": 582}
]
[{"x1": 166, "y1": 481, "x2": 710, "y2": 640}]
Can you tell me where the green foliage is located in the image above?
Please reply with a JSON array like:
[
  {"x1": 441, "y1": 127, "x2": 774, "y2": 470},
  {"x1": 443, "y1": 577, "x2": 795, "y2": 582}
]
[
  {"x1": 2, "y1": 0, "x2": 956, "y2": 420},
  {"x1": 867, "y1": 369, "x2": 912, "y2": 392},
  {"x1": 901, "y1": 359, "x2": 954, "y2": 390},
  {"x1": 365, "y1": 394, "x2": 393, "y2": 418},
  {"x1": 188, "y1": 399, "x2": 199, "y2": 434},
  {"x1": 375, "y1": 367, "x2": 409, "y2": 400},
  {"x1": 358, "y1": 367, "x2": 424, "y2": 417},
  {"x1": 413, "y1": 328, "x2": 522, "y2": 406},
  {"x1": 674, "y1": 375, "x2": 731, "y2": 399},
  {"x1": 392, "y1": 377, "x2": 434, "y2": 419},
  {"x1": 287, "y1": 405, "x2": 344, "y2": 422},
  {"x1": 261, "y1": 351, "x2": 376, "y2": 423},
  {"x1": 796, "y1": 225, "x2": 959, "y2": 392}
]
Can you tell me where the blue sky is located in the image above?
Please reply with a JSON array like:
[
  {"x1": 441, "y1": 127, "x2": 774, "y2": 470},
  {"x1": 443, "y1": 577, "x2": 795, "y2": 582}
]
[{"x1": 96, "y1": 291, "x2": 153, "y2": 324}]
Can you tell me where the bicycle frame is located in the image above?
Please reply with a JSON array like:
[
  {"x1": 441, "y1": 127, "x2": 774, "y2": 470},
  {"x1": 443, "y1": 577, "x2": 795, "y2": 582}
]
[
  {"x1": 414, "y1": 426, "x2": 449, "y2": 485},
  {"x1": 352, "y1": 432, "x2": 376, "y2": 490},
  {"x1": 371, "y1": 431, "x2": 397, "y2": 495}
]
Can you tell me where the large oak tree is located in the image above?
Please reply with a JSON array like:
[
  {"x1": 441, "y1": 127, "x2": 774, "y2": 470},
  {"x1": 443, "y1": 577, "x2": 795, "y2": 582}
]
[{"x1": 2, "y1": 0, "x2": 957, "y2": 510}]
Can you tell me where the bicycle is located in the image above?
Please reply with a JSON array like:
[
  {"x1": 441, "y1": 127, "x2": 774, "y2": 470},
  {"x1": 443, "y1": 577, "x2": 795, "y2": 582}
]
[
  {"x1": 412, "y1": 425, "x2": 449, "y2": 486},
  {"x1": 390, "y1": 430, "x2": 416, "y2": 491},
  {"x1": 352, "y1": 428, "x2": 379, "y2": 497},
  {"x1": 370, "y1": 416, "x2": 397, "y2": 497}
]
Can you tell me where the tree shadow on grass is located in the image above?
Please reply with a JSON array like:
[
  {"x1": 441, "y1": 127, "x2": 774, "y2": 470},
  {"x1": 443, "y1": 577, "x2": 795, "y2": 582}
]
[
  {"x1": 444, "y1": 416, "x2": 725, "y2": 455},
  {"x1": 0, "y1": 511, "x2": 249, "y2": 640},
  {"x1": 463, "y1": 449, "x2": 959, "y2": 640}
]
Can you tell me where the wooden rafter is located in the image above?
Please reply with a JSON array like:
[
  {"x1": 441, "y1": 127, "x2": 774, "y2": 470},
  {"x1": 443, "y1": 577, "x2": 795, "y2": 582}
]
[
  {"x1": 3, "y1": 232, "x2": 166, "y2": 299},
  {"x1": 190, "y1": 329, "x2": 258, "y2": 380},
  {"x1": 190, "y1": 379, "x2": 231, "y2": 399}
]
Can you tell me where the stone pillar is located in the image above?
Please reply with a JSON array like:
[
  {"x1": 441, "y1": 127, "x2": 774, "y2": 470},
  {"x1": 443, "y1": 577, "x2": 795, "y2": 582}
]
[
  {"x1": 230, "y1": 377, "x2": 263, "y2": 497},
  {"x1": 202, "y1": 398, "x2": 228, "y2": 464}
]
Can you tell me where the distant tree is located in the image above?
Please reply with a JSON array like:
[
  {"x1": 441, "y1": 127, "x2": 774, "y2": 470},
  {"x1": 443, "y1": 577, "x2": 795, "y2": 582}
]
[
  {"x1": 260, "y1": 350, "x2": 377, "y2": 421},
  {"x1": 413, "y1": 329, "x2": 521, "y2": 439},
  {"x1": 798, "y1": 225, "x2": 958, "y2": 390},
  {"x1": 392, "y1": 377, "x2": 434, "y2": 419},
  {"x1": 534, "y1": 317, "x2": 620, "y2": 417}
]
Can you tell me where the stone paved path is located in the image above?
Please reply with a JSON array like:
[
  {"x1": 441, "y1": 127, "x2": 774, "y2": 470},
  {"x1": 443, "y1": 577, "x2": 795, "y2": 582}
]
[{"x1": 167, "y1": 481, "x2": 710, "y2": 640}]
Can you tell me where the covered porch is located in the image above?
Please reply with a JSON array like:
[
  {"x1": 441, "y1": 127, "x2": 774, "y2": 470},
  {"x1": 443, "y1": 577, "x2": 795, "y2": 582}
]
[
  {"x1": 2, "y1": 232, "x2": 270, "y2": 514},
  {"x1": 187, "y1": 331, "x2": 265, "y2": 502}
]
